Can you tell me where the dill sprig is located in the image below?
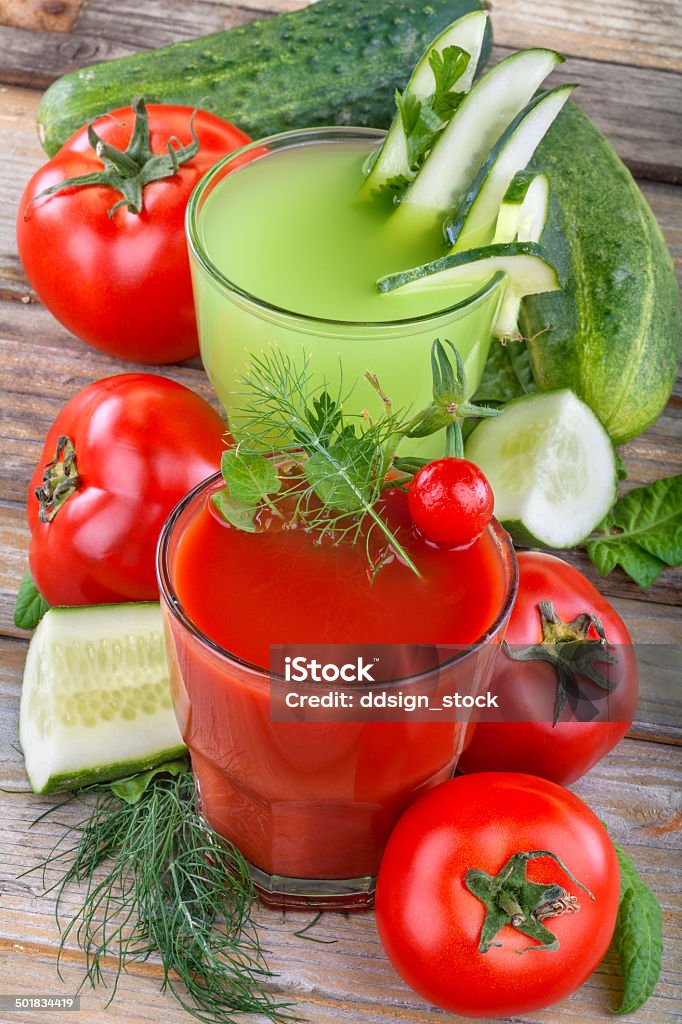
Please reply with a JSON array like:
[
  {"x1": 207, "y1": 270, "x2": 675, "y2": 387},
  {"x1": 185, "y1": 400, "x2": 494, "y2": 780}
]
[
  {"x1": 221, "y1": 348, "x2": 422, "y2": 577},
  {"x1": 27, "y1": 769, "x2": 298, "y2": 1024},
  {"x1": 214, "y1": 343, "x2": 499, "y2": 579}
]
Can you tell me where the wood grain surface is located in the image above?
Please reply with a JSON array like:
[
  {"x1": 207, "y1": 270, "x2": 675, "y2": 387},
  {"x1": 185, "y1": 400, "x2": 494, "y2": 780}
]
[{"x1": 0, "y1": 2, "x2": 680, "y2": 1023}]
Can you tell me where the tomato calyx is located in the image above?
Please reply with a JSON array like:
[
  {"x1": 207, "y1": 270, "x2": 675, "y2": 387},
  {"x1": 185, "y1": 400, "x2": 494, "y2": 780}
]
[
  {"x1": 504, "y1": 600, "x2": 618, "y2": 726},
  {"x1": 465, "y1": 850, "x2": 594, "y2": 954},
  {"x1": 35, "y1": 435, "x2": 80, "y2": 522},
  {"x1": 32, "y1": 96, "x2": 201, "y2": 218}
]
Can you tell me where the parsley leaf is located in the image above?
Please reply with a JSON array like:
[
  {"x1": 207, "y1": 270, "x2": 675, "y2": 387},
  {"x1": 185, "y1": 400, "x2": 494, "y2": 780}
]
[
  {"x1": 211, "y1": 490, "x2": 258, "y2": 533},
  {"x1": 584, "y1": 474, "x2": 682, "y2": 588},
  {"x1": 14, "y1": 570, "x2": 50, "y2": 630},
  {"x1": 610, "y1": 843, "x2": 663, "y2": 1014}
]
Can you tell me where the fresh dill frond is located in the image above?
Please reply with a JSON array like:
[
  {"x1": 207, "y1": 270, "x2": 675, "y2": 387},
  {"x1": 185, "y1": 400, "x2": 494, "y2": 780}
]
[
  {"x1": 28, "y1": 770, "x2": 298, "y2": 1024},
  {"x1": 226, "y1": 348, "x2": 422, "y2": 577}
]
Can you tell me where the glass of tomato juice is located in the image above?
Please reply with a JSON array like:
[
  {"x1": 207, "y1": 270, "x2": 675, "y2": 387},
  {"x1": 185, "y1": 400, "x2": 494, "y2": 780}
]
[
  {"x1": 185, "y1": 127, "x2": 504, "y2": 457},
  {"x1": 157, "y1": 473, "x2": 518, "y2": 909}
]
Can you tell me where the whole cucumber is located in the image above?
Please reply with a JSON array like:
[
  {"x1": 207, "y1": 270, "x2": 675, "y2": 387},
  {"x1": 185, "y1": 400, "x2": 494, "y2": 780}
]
[
  {"x1": 523, "y1": 102, "x2": 680, "y2": 445},
  {"x1": 37, "y1": 0, "x2": 490, "y2": 157}
]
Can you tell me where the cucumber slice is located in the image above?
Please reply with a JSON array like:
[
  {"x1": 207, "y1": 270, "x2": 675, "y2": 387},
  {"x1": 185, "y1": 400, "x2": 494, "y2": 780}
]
[
  {"x1": 493, "y1": 171, "x2": 550, "y2": 336},
  {"x1": 19, "y1": 603, "x2": 185, "y2": 794},
  {"x1": 494, "y1": 171, "x2": 550, "y2": 244},
  {"x1": 465, "y1": 389, "x2": 618, "y2": 548},
  {"x1": 365, "y1": 11, "x2": 488, "y2": 192},
  {"x1": 401, "y1": 48, "x2": 564, "y2": 212},
  {"x1": 377, "y1": 241, "x2": 559, "y2": 298},
  {"x1": 447, "y1": 85, "x2": 573, "y2": 252}
]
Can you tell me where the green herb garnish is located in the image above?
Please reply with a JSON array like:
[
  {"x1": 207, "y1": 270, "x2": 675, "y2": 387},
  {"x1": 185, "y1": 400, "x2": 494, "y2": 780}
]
[
  {"x1": 13, "y1": 570, "x2": 50, "y2": 630},
  {"x1": 583, "y1": 474, "x2": 682, "y2": 588},
  {"x1": 610, "y1": 843, "x2": 663, "y2": 1014},
  {"x1": 376, "y1": 45, "x2": 470, "y2": 201},
  {"x1": 28, "y1": 768, "x2": 296, "y2": 1024},
  {"x1": 212, "y1": 342, "x2": 498, "y2": 577}
]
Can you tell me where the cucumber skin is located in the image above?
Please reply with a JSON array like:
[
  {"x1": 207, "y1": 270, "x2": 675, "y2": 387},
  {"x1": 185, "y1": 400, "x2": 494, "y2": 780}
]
[
  {"x1": 33, "y1": 745, "x2": 188, "y2": 795},
  {"x1": 523, "y1": 102, "x2": 681, "y2": 446},
  {"x1": 37, "y1": 0, "x2": 491, "y2": 157}
]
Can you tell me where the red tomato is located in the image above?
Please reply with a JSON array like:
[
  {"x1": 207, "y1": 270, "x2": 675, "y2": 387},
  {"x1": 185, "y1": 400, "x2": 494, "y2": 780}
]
[
  {"x1": 458, "y1": 553, "x2": 637, "y2": 785},
  {"x1": 17, "y1": 100, "x2": 250, "y2": 363},
  {"x1": 28, "y1": 374, "x2": 227, "y2": 605},
  {"x1": 375, "y1": 773, "x2": 620, "y2": 1018},
  {"x1": 407, "y1": 457, "x2": 493, "y2": 546}
]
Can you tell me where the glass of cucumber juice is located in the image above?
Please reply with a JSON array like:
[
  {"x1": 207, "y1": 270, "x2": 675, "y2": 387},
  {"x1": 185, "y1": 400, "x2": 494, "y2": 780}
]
[{"x1": 186, "y1": 128, "x2": 504, "y2": 450}]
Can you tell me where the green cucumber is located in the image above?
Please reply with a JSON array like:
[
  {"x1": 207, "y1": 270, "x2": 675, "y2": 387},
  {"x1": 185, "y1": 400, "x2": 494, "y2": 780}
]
[
  {"x1": 400, "y1": 48, "x2": 563, "y2": 213},
  {"x1": 494, "y1": 171, "x2": 550, "y2": 245},
  {"x1": 465, "y1": 389, "x2": 618, "y2": 548},
  {"x1": 364, "y1": 10, "x2": 488, "y2": 193},
  {"x1": 19, "y1": 603, "x2": 186, "y2": 794},
  {"x1": 377, "y1": 241, "x2": 559, "y2": 301},
  {"x1": 523, "y1": 102, "x2": 681, "y2": 445},
  {"x1": 447, "y1": 85, "x2": 574, "y2": 252},
  {"x1": 493, "y1": 171, "x2": 550, "y2": 337},
  {"x1": 37, "y1": 0, "x2": 491, "y2": 158}
]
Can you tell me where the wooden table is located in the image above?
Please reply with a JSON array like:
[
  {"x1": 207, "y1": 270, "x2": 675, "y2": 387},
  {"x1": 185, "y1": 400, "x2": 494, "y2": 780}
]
[{"x1": 0, "y1": 2, "x2": 680, "y2": 1022}]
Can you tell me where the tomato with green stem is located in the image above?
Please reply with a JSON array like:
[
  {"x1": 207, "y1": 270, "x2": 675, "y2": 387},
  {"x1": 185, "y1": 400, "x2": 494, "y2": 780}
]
[
  {"x1": 458, "y1": 552, "x2": 637, "y2": 784},
  {"x1": 17, "y1": 98, "x2": 250, "y2": 363},
  {"x1": 27, "y1": 374, "x2": 227, "y2": 605},
  {"x1": 375, "y1": 773, "x2": 620, "y2": 1018}
]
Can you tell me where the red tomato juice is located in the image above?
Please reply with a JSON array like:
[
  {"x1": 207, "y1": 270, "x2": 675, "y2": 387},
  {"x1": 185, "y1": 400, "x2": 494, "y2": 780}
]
[{"x1": 161, "y1": 477, "x2": 514, "y2": 887}]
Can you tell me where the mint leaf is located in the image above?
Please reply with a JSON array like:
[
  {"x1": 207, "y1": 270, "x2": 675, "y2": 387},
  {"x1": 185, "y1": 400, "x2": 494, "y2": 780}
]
[
  {"x1": 611, "y1": 843, "x2": 663, "y2": 1014},
  {"x1": 110, "y1": 756, "x2": 189, "y2": 805},
  {"x1": 220, "y1": 449, "x2": 281, "y2": 506},
  {"x1": 14, "y1": 570, "x2": 50, "y2": 630},
  {"x1": 474, "y1": 339, "x2": 537, "y2": 404},
  {"x1": 211, "y1": 489, "x2": 258, "y2": 533},
  {"x1": 585, "y1": 475, "x2": 682, "y2": 588}
]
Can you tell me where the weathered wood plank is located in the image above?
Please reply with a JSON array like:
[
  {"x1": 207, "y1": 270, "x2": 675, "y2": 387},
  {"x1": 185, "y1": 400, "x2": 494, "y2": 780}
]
[
  {"x1": 0, "y1": 0, "x2": 85, "y2": 33},
  {"x1": 490, "y1": 0, "x2": 682, "y2": 73},
  {"x1": 0, "y1": 735, "x2": 679, "y2": 1024},
  {"x1": 0, "y1": 12, "x2": 680, "y2": 180}
]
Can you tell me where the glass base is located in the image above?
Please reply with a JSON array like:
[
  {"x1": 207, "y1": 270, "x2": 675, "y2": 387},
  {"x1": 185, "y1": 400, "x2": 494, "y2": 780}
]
[{"x1": 248, "y1": 860, "x2": 375, "y2": 911}]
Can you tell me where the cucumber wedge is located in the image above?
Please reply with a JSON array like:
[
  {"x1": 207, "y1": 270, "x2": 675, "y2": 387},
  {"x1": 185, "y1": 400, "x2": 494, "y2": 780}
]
[
  {"x1": 493, "y1": 171, "x2": 550, "y2": 336},
  {"x1": 465, "y1": 389, "x2": 618, "y2": 548},
  {"x1": 401, "y1": 48, "x2": 564, "y2": 212},
  {"x1": 494, "y1": 171, "x2": 550, "y2": 244},
  {"x1": 19, "y1": 603, "x2": 185, "y2": 794},
  {"x1": 365, "y1": 11, "x2": 488, "y2": 192},
  {"x1": 447, "y1": 85, "x2": 574, "y2": 252},
  {"x1": 377, "y1": 241, "x2": 559, "y2": 300}
]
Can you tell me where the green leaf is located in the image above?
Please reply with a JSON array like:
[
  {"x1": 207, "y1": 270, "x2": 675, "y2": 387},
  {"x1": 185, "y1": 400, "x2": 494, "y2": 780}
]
[
  {"x1": 14, "y1": 570, "x2": 50, "y2": 630},
  {"x1": 429, "y1": 44, "x2": 470, "y2": 96},
  {"x1": 211, "y1": 489, "x2": 258, "y2": 533},
  {"x1": 221, "y1": 448, "x2": 281, "y2": 506},
  {"x1": 304, "y1": 435, "x2": 376, "y2": 514},
  {"x1": 610, "y1": 843, "x2": 663, "y2": 1014},
  {"x1": 585, "y1": 475, "x2": 682, "y2": 588},
  {"x1": 109, "y1": 757, "x2": 190, "y2": 805},
  {"x1": 475, "y1": 339, "x2": 537, "y2": 403}
]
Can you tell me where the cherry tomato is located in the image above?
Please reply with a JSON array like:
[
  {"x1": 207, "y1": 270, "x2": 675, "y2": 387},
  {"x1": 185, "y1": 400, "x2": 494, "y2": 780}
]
[
  {"x1": 458, "y1": 553, "x2": 637, "y2": 785},
  {"x1": 17, "y1": 100, "x2": 250, "y2": 363},
  {"x1": 375, "y1": 773, "x2": 620, "y2": 1018},
  {"x1": 407, "y1": 457, "x2": 493, "y2": 546},
  {"x1": 27, "y1": 374, "x2": 227, "y2": 605}
]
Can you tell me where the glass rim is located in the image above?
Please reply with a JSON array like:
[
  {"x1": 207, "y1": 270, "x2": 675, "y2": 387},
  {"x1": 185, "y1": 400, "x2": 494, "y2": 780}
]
[
  {"x1": 156, "y1": 471, "x2": 519, "y2": 687},
  {"x1": 185, "y1": 125, "x2": 505, "y2": 329}
]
